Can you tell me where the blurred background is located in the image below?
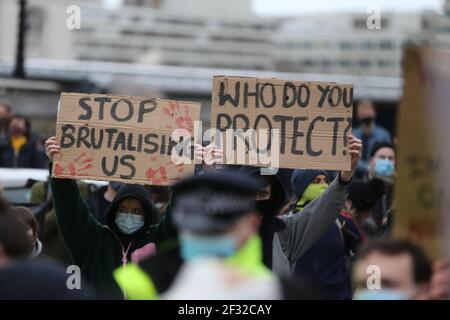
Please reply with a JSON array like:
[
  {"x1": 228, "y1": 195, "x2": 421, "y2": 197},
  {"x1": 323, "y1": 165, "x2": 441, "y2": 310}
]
[
  {"x1": 0, "y1": 0, "x2": 448, "y2": 138},
  {"x1": 1, "y1": 1, "x2": 450, "y2": 300}
]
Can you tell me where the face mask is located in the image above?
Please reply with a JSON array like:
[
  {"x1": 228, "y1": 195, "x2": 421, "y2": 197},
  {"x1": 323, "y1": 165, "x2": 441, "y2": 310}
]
[
  {"x1": 9, "y1": 126, "x2": 25, "y2": 136},
  {"x1": 374, "y1": 158, "x2": 395, "y2": 177},
  {"x1": 115, "y1": 213, "x2": 145, "y2": 235},
  {"x1": 180, "y1": 233, "x2": 237, "y2": 262},
  {"x1": 296, "y1": 183, "x2": 328, "y2": 211},
  {"x1": 354, "y1": 289, "x2": 410, "y2": 300},
  {"x1": 360, "y1": 117, "x2": 374, "y2": 126}
]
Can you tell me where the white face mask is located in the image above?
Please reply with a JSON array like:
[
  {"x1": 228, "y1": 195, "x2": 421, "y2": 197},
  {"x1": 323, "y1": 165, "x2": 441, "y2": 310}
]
[{"x1": 115, "y1": 213, "x2": 145, "y2": 235}]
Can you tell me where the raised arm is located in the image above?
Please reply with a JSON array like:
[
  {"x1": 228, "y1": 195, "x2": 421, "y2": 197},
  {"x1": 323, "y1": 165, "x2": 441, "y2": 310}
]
[
  {"x1": 45, "y1": 137, "x2": 102, "y2": 263},
  {"x1": 281, "y1": 135, "x2": 362, "y2": 264}
]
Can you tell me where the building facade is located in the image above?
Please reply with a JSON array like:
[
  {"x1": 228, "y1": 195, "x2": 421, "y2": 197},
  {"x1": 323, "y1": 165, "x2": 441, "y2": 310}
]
[{"x1": 0, "y1": 0, "x2": 445, "y2": 78}]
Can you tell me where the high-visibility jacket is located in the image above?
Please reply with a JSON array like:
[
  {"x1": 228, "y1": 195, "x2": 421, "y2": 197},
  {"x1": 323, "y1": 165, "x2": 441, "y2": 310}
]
[{"x1": 113, "y1": 236, "x2": 273, "y2": 300}]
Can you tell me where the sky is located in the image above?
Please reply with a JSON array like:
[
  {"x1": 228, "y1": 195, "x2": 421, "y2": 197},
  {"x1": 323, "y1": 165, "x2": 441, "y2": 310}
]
[{"x1": 251, "y1": 0, "x2": 444, "y2": 16}]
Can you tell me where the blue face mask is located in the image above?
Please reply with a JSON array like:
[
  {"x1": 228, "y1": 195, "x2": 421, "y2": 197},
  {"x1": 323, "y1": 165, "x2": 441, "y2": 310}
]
[
  {"x1": 180, "y1": 233, "x2": 237, "y2": 262},
  {"x1": 374, "y1": 158, "x2": 395, "y2": 177},
  {"x1": 354, "y1": 289, "x2": 410, "y2": 300},
  {"x1": 115, "y1": 213, "x2": 145, "y2": 235}
]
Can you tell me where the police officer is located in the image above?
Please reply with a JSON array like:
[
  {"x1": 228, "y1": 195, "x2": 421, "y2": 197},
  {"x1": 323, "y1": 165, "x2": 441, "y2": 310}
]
[{"x1": 113, "y1": 171, "x2": 321, "y2": 299}]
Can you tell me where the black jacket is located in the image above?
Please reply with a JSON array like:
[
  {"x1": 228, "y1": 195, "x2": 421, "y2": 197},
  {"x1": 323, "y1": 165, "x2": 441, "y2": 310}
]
[
  {"x1": 0, "y1": 135, "x2": 46, "y2": 168},
  {"x1": 0, "y1": 259, "x2": 96, "y2": 299}
]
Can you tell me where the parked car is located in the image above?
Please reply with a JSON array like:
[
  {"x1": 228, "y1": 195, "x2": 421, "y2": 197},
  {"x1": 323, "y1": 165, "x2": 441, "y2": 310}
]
[{"x1": 0, "y1": 167, "x2": 108, "y2": 235}]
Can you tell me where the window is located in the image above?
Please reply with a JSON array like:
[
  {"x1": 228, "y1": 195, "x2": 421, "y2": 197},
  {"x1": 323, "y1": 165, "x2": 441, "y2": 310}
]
[
  {"x1": 340, "y1": 41, "x2": 352, "y2": 50},
  {"x1": 380, "y1": 40, "x2": 394, "y2": 50},
  {"x1": 353, "y1": 18, "x2": 390, "y2": 29},
  {"x1": 359, "y1": 60, "x2": 371, "y2": 67},
  {"x1": 26, "y1": 6, "x2": 45, "y2": 49}
]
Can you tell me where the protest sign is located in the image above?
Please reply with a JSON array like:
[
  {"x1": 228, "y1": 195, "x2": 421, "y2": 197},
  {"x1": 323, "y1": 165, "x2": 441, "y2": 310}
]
[
  {"x1": 394, "y1": 46, "x2": 450, "y2": 258},
  {"x1": 211, "y1": 76, "x2": 353, "y2": 171},
  {"x1": 52, "y1": 93, "x2": 201, "y2": 185}
]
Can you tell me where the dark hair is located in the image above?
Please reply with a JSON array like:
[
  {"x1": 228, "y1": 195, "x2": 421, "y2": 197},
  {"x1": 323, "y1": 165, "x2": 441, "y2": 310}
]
[
  {"x1": 9, "y1": 114, "x2": 31, "y2": 136},
  {"x1": 355, "y1": 239, "x2": 433, "y2": 285},
  {"x1": 348, "y1": 179, "x2": 385, "y2": 212},
  {"x1": 0, "y1": 200, "x2": 34, "y2": 259},
  {"x1": 12, "y1": 206, "x2": 39, "y2": 238},
  {"x1": 370, "y1": 142, "x2": 395, "y2": 158}
]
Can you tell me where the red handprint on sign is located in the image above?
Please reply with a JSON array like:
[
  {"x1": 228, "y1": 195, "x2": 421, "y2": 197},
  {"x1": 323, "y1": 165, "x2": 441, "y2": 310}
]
[
  {"x1": 163, "y1": 101, "x2": 194, "y2": 133},
  {"x1": 54, "y1": 152, "x2": 94, "y2": 177},
  {"x1": 145, "y1": 156, "x2": 186, "y2": 185}
]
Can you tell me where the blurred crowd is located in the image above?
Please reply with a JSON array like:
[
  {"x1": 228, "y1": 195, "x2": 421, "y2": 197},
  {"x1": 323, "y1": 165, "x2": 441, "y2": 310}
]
[
  {"x1": 0, "y1": 100, "x2": 47, "y2": 169},
  {"x1": 0, "y1": 98, "x2": 449, "y2": 300}
]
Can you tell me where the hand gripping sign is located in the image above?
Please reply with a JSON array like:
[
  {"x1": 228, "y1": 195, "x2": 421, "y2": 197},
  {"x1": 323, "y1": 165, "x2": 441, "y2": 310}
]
[
  {"x1": 52, "y1": 93, "x2": 201, "y2": 185},
  {"x1": 211, "y1": 76, "x2": 353, "y2": 171}
]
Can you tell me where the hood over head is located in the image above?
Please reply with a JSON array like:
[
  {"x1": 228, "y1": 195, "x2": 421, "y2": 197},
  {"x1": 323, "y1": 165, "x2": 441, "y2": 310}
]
[
  {"x1": 105, "y1": 184, "x2": 156, "y2": 240},
  {"x1": 291, "y1": 169, "x2": 329, "y2": 201},
  {"x1": 237, "y1": 166, "x2": 291, "y2": 217}
]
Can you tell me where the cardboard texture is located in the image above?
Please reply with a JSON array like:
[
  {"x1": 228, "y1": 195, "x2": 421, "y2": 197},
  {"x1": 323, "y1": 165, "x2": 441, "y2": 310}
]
[
  {"x1": 52, "y1": 93, "x2": 201, "y2": 185},
  {"x1": 211, "y1": 76, "x2": 353, "y2": 170},
  {"x1": 395, "y1": 46, "x2": 450, "y2": 259}
]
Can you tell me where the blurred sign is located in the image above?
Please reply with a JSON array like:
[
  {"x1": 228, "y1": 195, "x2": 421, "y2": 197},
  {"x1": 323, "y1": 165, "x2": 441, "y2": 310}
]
[
  {"x1": 211, "y1": 76, "x2": 353, "y2": 170},
  {"x1": 395, "y1": 46, "x2": 450, "y2": 258},
  {"x1": 52, "y1": 93, "x2": 201, "y2": 185}
]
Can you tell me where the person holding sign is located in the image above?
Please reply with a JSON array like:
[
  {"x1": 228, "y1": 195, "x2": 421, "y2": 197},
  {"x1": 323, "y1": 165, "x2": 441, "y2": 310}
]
[
  {"x1": 238, "y1": 135, "x2": 362, "y2": 276},
  {"x1": 45, "y1": 136, "x2": 177, "y2": 298}
]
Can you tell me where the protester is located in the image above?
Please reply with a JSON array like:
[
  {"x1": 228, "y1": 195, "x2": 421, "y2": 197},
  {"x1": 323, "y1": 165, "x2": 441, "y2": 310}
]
[
  {"x1": 45, "y1": 136, "x2": 177, "y2": 298},
  {"x1": 0, "y1": 198, "x2": 33, "y2": 266},
  {"x1": 353, "y1": 239, "x2": 433, "y2": 300},
  {"x1": 346, "y1": 179, "x2": 385, "y2": 238},
  {"x1": 236, "y1": 135, "x2": 362, "y2": 276},
  {"x1": 0, "y1": 101, "x2": 12, "y2": 140},
  {"x1": 367, "y1": 142, "x2": 396, "y2": 180},
  {"x1": 114, "y1": 172, "x2": 322, "y2": 299},
  {"x1": 0, "y1": 114, "x2": 46, "y2": 168},
  {"x1": 353, "y1": 100, "x2": 391, "y2": 179},
  {"x1": 11, "y1": 206, "x2": 43, "y2": 258},
  {"x1": 291, "y1": 169, "x2": 364, "y2": 300},
  {"x1": 367, "y1": 142, "x2": 396, "y2": 236},
  {"x1": 0, "y1": 196, "x2": 95, "y2": 299}
]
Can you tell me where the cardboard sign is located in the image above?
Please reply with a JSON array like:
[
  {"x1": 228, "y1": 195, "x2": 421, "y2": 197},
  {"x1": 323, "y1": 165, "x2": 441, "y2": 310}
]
[
  {"x1": 52, "y1": 93, "x2": 201, "y2": 185},
  {"x1": 211, "y1": 76, "x2": 353, "y2": 170},
  {"x1": 395, "y1": 46, "x2": 450, "y2": 259}
]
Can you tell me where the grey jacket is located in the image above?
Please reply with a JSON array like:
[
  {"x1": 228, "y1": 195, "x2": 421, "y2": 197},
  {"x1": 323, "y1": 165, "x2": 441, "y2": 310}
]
[{"x1": 272, "y1": 176, "x2": 349, "y2": 275}]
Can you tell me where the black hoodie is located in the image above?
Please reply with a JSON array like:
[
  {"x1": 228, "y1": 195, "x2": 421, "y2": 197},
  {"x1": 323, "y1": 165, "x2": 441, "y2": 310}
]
[
  {"x1": 50, "y1": 176, "x2": 177, "y2": 298},
  {"x1": 237, "y1": 166, "x2": 292, "y2": 268},
  {"x1": 105, "y1": 184, "x2": 157, "y2": 242}
]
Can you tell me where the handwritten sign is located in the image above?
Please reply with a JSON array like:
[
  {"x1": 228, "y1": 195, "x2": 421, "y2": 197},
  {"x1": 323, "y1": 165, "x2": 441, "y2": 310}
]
[
  {"x1": 394, "y1": 46, "x2": 450, "y2": 258},
  {"x1": 211, "y1": 76, "x2": 353, "y2": 170},
  {"x1": 52, "y1": 93, "x2": 201, "y2": 185}
]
